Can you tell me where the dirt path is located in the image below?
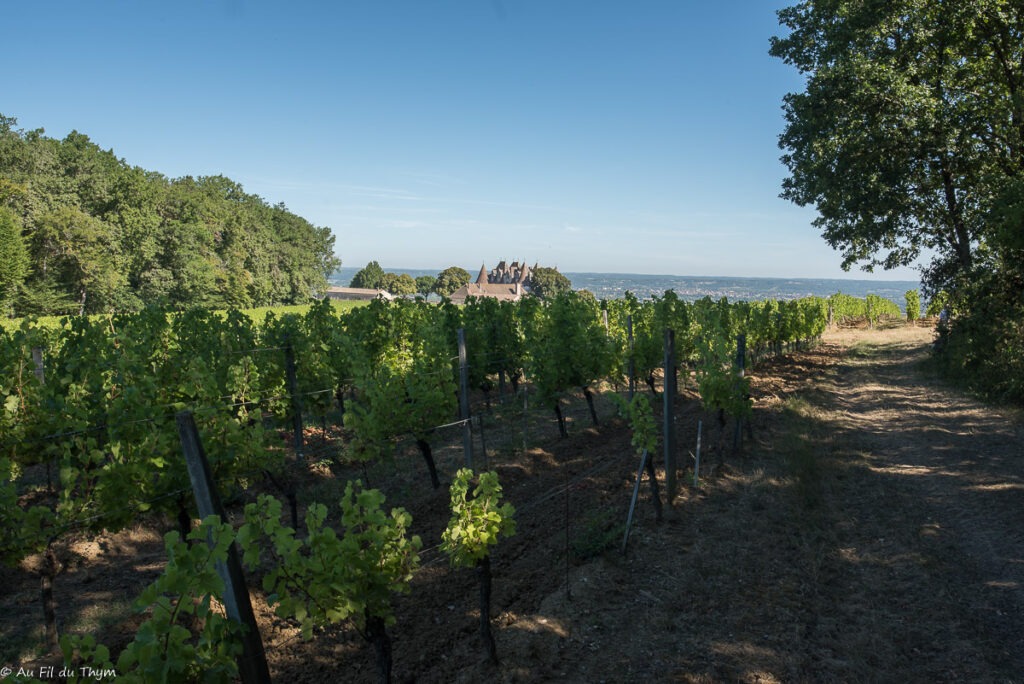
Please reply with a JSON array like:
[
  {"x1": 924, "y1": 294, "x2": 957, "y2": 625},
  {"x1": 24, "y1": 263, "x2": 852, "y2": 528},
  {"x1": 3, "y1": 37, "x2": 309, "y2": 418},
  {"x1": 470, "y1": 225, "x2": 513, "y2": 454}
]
[{"x1": 793, "y1": 326, "x2": 1024, "y2": 681}]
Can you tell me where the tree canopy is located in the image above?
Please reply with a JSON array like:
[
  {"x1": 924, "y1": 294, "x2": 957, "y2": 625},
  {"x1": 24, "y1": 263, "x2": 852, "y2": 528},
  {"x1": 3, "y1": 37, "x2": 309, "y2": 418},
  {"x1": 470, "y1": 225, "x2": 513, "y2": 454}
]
[
  {"x1": 0, "y1": 115, "x2": 340, "y2": 316},
  {"x1": 415, "y1": 275, "x2": 436, "y2": 297},
  {"x1": 350, "y1": 261, "x2": 386, "y2": 289},
  {"x1": 0, "y1": 206, "x2": 28, "y2": 313},
  {"x1": 529, "y1": 267, "x2": 572, "y2": 300},
  {"x1": 771, "y1": 1, "x2": 1024, "y2": 290},
  {"x1": 433, "y1": 266, "x2": 471, "y2": 297},
  {"x1": 772, "y1": 2, "x2": 1024, "y2": 402}
]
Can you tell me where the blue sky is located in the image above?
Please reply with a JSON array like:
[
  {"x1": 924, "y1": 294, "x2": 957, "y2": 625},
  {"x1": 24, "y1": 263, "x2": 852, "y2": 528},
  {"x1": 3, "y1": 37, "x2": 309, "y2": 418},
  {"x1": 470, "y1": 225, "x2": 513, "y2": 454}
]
[{"x1": 4, "y1": 1, "x2": 922, "y2": 281}]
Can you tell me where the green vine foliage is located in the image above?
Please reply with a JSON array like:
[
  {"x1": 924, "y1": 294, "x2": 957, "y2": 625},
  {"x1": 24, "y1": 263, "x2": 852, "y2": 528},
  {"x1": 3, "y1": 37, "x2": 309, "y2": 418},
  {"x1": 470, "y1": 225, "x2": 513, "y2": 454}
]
[
  {"x1": 441, "y1": 469, "x2": 517, "y2": 568},
  {"x1": 0, "y1": 456, "x2": 51, "y2": 564},
  {"x1": 905, "y1": 289, "x2": 921, "y2": 321},
  {"x1": 239, "y1": 481, "x2": 421, "y2": 639},
  {"x1": 610, "y1": 394, "x2": 658, "y2": 456},
  {"x1": 60, "y1": 516, "x2": 244, "y2": 683},
  {"x1": 693, "y1": 307, "x2": 752, "y2": 421}
]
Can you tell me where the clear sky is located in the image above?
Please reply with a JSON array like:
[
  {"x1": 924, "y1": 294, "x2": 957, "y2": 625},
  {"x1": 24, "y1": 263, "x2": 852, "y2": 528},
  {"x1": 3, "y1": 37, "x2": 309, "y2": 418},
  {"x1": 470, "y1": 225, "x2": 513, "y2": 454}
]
[{"x1": 4, "y1": 1, "x2": 922, "y2": 281}]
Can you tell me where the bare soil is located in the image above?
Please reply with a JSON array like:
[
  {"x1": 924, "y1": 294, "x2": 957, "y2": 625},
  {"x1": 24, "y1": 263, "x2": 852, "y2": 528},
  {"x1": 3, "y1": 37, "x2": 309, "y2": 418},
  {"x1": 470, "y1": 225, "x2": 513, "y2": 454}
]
[{"x1": 3, "y1": 323, "x2": 1023, "y2": 682}]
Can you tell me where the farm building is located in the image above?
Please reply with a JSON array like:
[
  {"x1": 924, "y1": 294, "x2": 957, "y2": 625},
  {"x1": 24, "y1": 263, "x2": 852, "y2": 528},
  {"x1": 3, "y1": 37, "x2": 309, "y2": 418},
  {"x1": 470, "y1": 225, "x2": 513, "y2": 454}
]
[{"x1": 323, "y1": 286, "x2": 394, "y2": 301}]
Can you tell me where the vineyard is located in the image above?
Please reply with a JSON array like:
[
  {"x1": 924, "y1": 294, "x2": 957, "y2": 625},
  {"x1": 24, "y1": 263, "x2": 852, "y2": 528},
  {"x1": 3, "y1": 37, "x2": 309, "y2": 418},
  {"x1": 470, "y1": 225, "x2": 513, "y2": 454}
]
[{"x1": 0, "y1": 291, "x2": 912, "y2": 683}]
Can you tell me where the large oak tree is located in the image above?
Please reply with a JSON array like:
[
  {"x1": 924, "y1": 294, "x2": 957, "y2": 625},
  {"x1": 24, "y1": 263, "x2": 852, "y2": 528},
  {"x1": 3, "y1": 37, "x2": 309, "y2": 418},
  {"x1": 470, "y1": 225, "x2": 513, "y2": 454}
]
[{"x1": 771, "y1": 1, "x2": 1024, "y2": 291}]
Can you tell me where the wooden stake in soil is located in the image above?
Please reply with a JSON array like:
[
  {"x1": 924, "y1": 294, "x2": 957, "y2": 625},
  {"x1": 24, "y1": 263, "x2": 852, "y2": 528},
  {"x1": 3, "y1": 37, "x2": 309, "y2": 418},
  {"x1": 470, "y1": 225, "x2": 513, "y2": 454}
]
[
  {"x1": 176, "y1": 411, "x2": 272, "y2": 684},
  {"x1": 477, "y1": 414, "x2": 489, "y2": 468},
  {"x1": 733, "y1": 334, "x2": 746, "y2": 454},
  {"x1": 627, "y1": 315, "x2": 636, "y2": 401},
  {"x1": 31, "y1": 348, "x2": 54, "y2": 491},
  {"x1": 31, "y1": 347, "x2": 45, "y2": 384},
  {"x1": 663, "y1": 329, "x2": 677, "y2": 503},
  {"x1": 564, "y1": 467, "x2": 572, "y2": 600},
  {"x1": 622, "y1": 449, "x2": 649, "y2": 554},
  {"x1": 284, "y1": 339, "x2": 304, "y2": 461},
  {"x1": 458, "y1": 328, "x2": 474, "y2": 469},
  {"x1": 694, "y1": 420, "x2": 702, "y2": 488}
]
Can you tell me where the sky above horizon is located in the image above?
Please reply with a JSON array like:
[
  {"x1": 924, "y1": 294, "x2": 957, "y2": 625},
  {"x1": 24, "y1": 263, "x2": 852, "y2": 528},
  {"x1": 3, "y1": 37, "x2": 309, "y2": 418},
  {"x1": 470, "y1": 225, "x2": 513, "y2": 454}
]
[{"x1": 5, "y1": 1, "x2": 923, "y2": 282}]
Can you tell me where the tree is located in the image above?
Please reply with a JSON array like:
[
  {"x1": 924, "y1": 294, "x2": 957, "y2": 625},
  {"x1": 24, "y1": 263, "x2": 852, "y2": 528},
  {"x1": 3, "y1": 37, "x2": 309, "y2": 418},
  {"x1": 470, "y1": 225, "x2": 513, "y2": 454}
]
[
  {"x1": 530, "y1": 266, "x2": 571, "y2": 300},
  {"x1": 0, "y1": 207, "x2": 28, "y2": 314},
  {"x1": 433, "y1": 266, "x2": 470, "y2": 297},
  {"x1": 770, "y1": 2, "x2": 1024, "y2": 293},
  {"x1": 351, "y1": 260, "x2": 386, "y2": 289},
  {"x1": 415, "y1": 274, "x2": 436, "y2": 297},
  {"x1": 380, "y1": 272, "x2": 416, "y2": 297},
  {"x1": 0, "y1": 115, "x2": 339, "y2": 312}
]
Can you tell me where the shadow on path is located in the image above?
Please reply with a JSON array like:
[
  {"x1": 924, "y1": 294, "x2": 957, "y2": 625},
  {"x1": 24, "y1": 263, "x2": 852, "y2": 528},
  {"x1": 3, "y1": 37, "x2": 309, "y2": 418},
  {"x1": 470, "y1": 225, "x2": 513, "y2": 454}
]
[{"x1": 789, "y1": 330, "x2": 1024, "y2": 681}]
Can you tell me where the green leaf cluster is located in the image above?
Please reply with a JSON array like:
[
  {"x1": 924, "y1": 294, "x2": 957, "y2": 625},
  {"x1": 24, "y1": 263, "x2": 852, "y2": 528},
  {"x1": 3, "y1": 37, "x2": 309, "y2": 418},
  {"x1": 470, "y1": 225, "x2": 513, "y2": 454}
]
[
  {"x1": 905, "y1": 290, "x2": 921, "y2": 322},
  {"x1": 527, "y1": 291, "x2": 616, "y2": 408},
  {"x1": 60, "y1": 516, "x2": 244, "y2": 683},
  {"x1": 239, "y1": 481, "x2": 421, "y2": 638},
  {"x1": 441, "y1": 469, "x2": 516, "y2": 568},
  {"x1": 610, "y1": 393, "x2": 658, "y2": 456}
]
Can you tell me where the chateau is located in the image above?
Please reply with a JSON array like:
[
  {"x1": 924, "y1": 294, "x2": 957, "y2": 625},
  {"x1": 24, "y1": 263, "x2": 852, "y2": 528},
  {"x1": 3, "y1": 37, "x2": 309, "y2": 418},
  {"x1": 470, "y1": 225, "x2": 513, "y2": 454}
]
[{"x1": 448, "y1": 261, "x2": 537, "y2": 305}]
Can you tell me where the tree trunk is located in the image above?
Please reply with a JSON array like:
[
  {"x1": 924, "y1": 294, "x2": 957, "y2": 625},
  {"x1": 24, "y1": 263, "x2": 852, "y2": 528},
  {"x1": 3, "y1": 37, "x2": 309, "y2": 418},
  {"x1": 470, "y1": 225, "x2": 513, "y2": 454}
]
[
  {"x1": 643, "y1": 452, "x2": 663, "y2": 522},
  {"x1": 41, "y1": 543, "x2": 61, "y2": 652},
  {"x1": 477, "y1": 556, "x2": 499, "y2": 664},
  {"x1": 177, "y1": 498, "x2": 192, "y2": 540},
  {"x1": 582, "y1": 387, "x2": 599, "y2": 426},
  {"x1": 364, "y1": 612, "x2": 393, "y2": 684},
  {"x1": 335, "y1": 386, "x2": 346, "y2": 419},
  {"x1": 553, "y1": 403, "x2": 568, "y2": 438},
  {"x1": 646, "y1": 373, "x2": 659, "y2": 398},
  {"x1": 716, "y1": 408, "x2": 727, "y2": 467},
  {"x1": 416, "y1": 438, "x2": 441, "y2": 489}
]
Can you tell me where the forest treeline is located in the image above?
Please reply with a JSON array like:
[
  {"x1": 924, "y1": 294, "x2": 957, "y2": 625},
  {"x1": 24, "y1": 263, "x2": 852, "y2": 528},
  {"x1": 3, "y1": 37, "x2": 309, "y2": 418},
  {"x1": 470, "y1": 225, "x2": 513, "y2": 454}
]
[{"x1": 0, "y1": 115, "x2": 340, "y2": 317}]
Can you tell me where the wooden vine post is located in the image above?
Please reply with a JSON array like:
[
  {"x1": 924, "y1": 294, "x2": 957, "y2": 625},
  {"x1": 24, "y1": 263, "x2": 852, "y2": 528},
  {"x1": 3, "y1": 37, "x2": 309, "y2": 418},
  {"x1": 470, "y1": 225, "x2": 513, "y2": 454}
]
[
  {"x1": 627, "y1": 315, "x2": 636, "y2": 401},
  {"x1": 732, "y1": 333, "x2": 746, "y2": 453},
  {"x1": 663, "y1": 328, "x2": 677, "y2": 503},
  {"x1": 284, "y1": 339, "x2": 304, "y2": 461},
  {"x1": 458, "y1": 328, "x2": 474, "y2": 469},
  {"x1": 176, "y1": 411, "x2": 272, "y2": 684},
  {"x1": 619, "y1": 391, "x2": 663, "y2": 553}
]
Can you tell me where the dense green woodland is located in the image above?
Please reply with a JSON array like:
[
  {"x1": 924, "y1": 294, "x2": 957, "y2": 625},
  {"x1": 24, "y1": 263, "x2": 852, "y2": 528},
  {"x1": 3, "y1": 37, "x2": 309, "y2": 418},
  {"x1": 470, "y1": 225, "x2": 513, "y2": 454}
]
[{"x1": 0, "y1": 115, "x2": 339, "y2": 317}]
